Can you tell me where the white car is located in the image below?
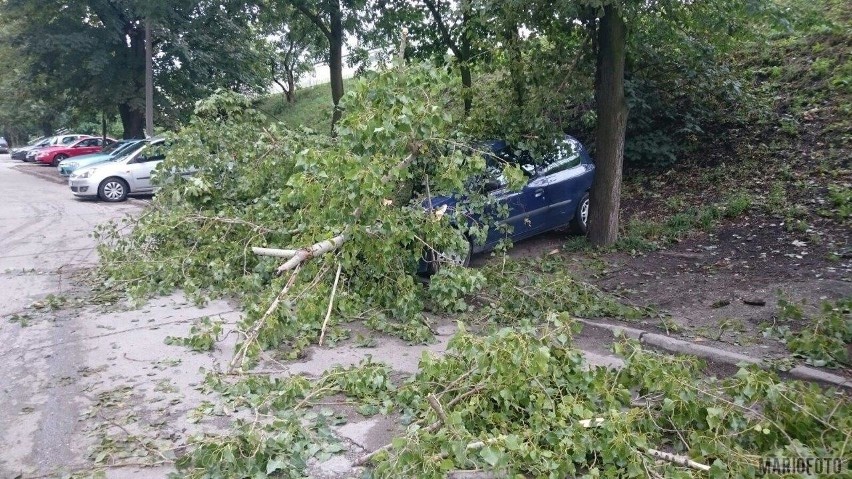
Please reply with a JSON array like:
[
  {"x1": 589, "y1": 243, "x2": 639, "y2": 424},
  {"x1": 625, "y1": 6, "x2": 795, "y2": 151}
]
[{"x1": 69, "y1": 139, "x2": 167, "y2": 202}]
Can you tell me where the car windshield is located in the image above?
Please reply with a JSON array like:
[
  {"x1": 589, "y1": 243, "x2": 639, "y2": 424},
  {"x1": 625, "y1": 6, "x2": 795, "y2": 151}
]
[
  {"x1": 101, "y1": 141, "x2": 127, "y2": 154},
  {"x1": 110, "y1": 141, "x2": 146, "y2": 161}
]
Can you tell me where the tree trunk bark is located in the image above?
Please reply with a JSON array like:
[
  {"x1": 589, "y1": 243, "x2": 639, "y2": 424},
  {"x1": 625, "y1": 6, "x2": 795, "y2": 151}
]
[
  {"x1": 504, "y1": 21, "x2": 525, "y2": 109},
  {"x1": 118, "y1": 28, "x2": 147, "y2": 139},
  {"x1": 588, "y1": 5, "x2": 628, "y2": 247},
  {"x1": 118, "y1": 103, "x2": 145, "y2": 139},
  {"x1": 328, "y1": 0, "x2": 345, "y2": 134},
  {"x1": 287, "y1": 77, "x2": 296, "y2": 103},
  {"x1": 460, "y1": 63, "x2": 472, "y2": 114}
]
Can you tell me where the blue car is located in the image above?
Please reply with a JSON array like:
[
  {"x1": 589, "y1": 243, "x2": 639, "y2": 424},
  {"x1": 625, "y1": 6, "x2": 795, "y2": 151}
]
[
  {"x1": 423, "y1": 135, "x2": 595, "y2": 272},
  {"x1": 57, "y1": 139, "x2": 145, "y2": 176}
]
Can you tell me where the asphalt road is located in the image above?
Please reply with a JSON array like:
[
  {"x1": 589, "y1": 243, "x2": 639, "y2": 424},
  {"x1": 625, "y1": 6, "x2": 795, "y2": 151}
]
[{"x1": 0, "y1": 154, "x2": 238, "y2": 478}]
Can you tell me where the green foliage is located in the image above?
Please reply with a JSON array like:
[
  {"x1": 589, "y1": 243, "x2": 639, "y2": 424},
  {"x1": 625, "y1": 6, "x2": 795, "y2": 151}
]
[
  {"x1": 97, "y1": 63, "x2": 527, "y2": 364},
  {"x1": 370, "y1": 322, "x2": 852, "y2": 478},
  {"x1": 428, "y1": 267, "x2": 487, "y2": 313},
  {"x1": 164, "y1": 317, "x2": 224, "y2": 352},
  {"x1": 257, "y1": 79, "x2": 356, "y2": 133},
  {"x1": 474, "y1": 257, "x2": 645, "y2": 324},
  {"x1": 768, "y1": 298, "x2": 852, "y2": 368},
  {"x1": 174, "y1": 413, "x2": 343, "y2": 479},
  {"x1": 824, "y1": 184, "x2": 852, "y2": 221}
]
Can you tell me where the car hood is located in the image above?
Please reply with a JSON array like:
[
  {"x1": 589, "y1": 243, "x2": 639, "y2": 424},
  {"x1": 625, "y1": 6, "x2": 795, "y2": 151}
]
[
  {"x1": 12, "y1": 145, "x2": 42, "y2": 153},
  {"x1": 61, "y1": 152, "x2": 111, "y2": 164}
]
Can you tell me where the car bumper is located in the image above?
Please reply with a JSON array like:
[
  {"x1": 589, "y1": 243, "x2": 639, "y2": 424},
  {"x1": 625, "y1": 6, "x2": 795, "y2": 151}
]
[{"x1": 69, "y1": 178, "x2": 98, "y2": 197}]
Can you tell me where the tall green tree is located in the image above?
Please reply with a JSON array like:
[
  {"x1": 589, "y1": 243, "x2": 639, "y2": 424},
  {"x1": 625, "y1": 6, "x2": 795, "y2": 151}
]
[
  {"x1": 0, "y1": 0, "x2": 267, "y2": 138},
  {"x1": 281, "y1": 0, "x2": 368, "y2": 131},
  {"x1": 260, "y1": 4, "x2": 325, "y2": 104}
]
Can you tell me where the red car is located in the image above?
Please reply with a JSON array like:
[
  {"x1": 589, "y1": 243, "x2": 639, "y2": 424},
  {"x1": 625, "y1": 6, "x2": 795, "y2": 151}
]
[{"x1": 34, "y1": 137, "x2": 115, "y2": 166}]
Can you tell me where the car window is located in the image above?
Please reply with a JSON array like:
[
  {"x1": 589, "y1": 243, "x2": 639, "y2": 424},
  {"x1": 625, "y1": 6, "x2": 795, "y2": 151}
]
[
  {"x1": 103, "y1": 142, "x2": 123, "y2": 153},
  {"x1": 538, "y1": 137, "x2": 582, "y2": 177},
  {"x1": 137, "y1": 143, "x2": 167, "y2": 163},
  {"x1": 80, "y1": 138, "x2": 97, "y2": 147},
  {"x1": 61, "y1": 136, "x2": 78, "y2": 145}
]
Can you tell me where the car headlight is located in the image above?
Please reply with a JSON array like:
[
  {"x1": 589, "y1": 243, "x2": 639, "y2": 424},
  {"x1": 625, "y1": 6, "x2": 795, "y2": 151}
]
[
  {"x1": 66, "y1": 162, "x2": 78, "y2": 168},
  {"x1": 76, "y1": 168, "x2": 96, "y2": 179}
]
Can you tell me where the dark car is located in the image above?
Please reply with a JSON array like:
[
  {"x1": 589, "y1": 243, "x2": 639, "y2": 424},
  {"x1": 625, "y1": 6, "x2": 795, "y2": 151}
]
[
  {"x1": 0, "y1": 137, "x2": 8, "y2": 154},
  {"x1": 11, "y1": 137, "x2": 51, "y2": 161},
  {"x1": 423, "y1": 135, "x2": 594, "y2": 272}
]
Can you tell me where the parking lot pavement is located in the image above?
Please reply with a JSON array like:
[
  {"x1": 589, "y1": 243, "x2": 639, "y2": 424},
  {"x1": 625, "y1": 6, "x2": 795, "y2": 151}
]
[{"x1": 0, "y1": 153, "x2": 239, "y2": 478}]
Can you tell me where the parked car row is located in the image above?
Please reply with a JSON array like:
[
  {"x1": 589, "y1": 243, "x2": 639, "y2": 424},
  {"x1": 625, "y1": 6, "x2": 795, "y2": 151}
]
[
  {"x1": 69, "y1": 138, "x2": 167, "y2": 202},
  {"x1": 11, "y1": 134, "x2": 95, "y2": 162},
  {"x1": 7, "y1": 133, "x2": 168, "y2": 202}
]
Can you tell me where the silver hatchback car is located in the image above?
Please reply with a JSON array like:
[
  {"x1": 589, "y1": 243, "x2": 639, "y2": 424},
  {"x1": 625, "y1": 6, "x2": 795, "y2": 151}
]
[{"x1": 69, "y1": 139, "x2": 167, "y2": 202}]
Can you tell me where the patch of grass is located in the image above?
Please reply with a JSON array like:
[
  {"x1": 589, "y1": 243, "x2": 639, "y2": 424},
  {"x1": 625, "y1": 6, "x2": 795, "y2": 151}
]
[
  {"x1": 256, "y1": 79, "x2": 356, "y2": 133},
  {"x1": 722, "y1": 191, "x2": 753, "y2": 218},
  {"x1": 766, "y1": 297, "x2": 852, "y2": 368},
  {"x1": 824, "y1": 184, "x2": 852, "y2": 221},
  {"x1": 764, "y1": 181, "x2": 788, "y2": 215}
]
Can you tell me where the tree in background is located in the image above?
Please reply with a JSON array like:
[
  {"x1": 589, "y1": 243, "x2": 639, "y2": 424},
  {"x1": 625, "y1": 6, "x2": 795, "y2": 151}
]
[
  {"x1": 261, "y1": 4, "x2": 325, "y2": 104},
  {"x1": 281, "y1": 0, "x2": 369, "y2": 131},
  {"x1": 0, "y1": 0, "x2": 266, "y2": 138}
]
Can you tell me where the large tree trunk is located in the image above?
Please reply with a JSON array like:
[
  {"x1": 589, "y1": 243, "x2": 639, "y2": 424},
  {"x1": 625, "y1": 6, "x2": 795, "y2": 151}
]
[
  {"x1": 118, "y1": 28, "x2": 147, "y2": 139},
  {"x1": 328, "y1": 0, "x2": 344, "y2": 133},
  {"x1": 504, "y1": 21, "x2": 525, "y2": 109},
  {"x1": 460, "y1": 63, "x2": 472, "y2": 114},
  {"x1": 118, "y1": 103, "x2": 145, "y2": 139},
  {"x1": 588, "y1": 5, "x2": 628, "y2": 247}
]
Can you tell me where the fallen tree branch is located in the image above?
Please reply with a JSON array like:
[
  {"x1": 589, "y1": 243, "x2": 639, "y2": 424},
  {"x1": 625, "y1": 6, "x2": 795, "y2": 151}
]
[
  {"x1": 228, "y1": 265, "x2": 302, "y2": 373},
  {"x1": 427, "y1": 393, "x2": 448, "y2": 425},
  {"x1": 643, "y1": 448, "x2": 711, "y2": 472},
  {"x1": 274, "y1": 153, "x2": 416, "y2": 275},
  {"x1": 276, "y1": 234, "x2": 346, "y2": 274},
  {"x1": 318, "y1": 263, "x2": 343, "y2": 346},
  {"x1": 251, "y1": 247, "x2": 299, "y2": 258}
]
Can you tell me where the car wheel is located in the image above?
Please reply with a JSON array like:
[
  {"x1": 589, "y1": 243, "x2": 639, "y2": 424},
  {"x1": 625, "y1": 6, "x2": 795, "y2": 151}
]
[
  {"x1": 51, "y1": 154, "x2": 68, "y2": 167},
  {"x1": 98, "y1": 177, "x2": 129, "y2": 202},
  {"x1": 569, "y1": 192, "x2": 590, "y2": 235},
  {"x1": 426, "y1": 237, "x2": 472, "y2": 275}
]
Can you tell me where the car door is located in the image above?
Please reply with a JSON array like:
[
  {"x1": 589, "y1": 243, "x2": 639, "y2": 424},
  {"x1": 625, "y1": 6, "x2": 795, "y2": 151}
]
[
  {"x1": 537, "y1": 136, "x2": 590, "y2": 228},
  {"x1": 129, "y1": 143, "x2": 166, "y2": 192},
  {"x1": 480, "y1": 150, "x2": 551, "y2": 248},
  {"x1": 75, "y1": 138, "x2": 101, "y2": 156}
]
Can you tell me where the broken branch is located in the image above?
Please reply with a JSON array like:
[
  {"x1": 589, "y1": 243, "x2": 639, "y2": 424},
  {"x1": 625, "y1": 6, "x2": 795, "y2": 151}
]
[
  {"x1": 228, "y1": 265, "x2": 302, "y2": 373},
  {"x1": 644, "y1": 448, "x2": 711, "y2": 472},
  {"x1": 251, "y1": 247, "x2": 298, "y2": 258},
  {"x1": 276, "y1": 234, "x2": 346, "y2": 275},
  {"x1": 318, "y1": 263, "x2": 343, "y2": 346}
]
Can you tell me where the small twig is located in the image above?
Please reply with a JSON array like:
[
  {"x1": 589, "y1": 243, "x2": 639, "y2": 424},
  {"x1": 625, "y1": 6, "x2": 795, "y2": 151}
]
[
  {"x1": 427, "y1": 393, "x2": 448, "y2": 425},
  {"x1": 228, "y1": 265, "x2": 302, "y2": 373},
  {"x1": 318, "y1": 263, "x2": 343, "y2": 346}
]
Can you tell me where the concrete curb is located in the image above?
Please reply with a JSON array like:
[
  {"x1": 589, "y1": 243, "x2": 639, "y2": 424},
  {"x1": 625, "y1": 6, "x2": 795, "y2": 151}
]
[{"x1": 576, "y1": 318, "x2": 852, "y2": 390}]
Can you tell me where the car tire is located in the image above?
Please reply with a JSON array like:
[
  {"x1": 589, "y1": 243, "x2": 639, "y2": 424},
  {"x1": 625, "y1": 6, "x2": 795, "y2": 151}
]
[
  {"x1": 569, "y1": 192, "x2": 590, "y2": 235},
  {"x1": 98, "y1": 177, "x2": 129, "y2": 202},
  {"x1": 425, "y1": 237, "x2": 472, "y2": 276},
  {"x1": 51, "y1": 154, "x2": 68, "y2": 167}
]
